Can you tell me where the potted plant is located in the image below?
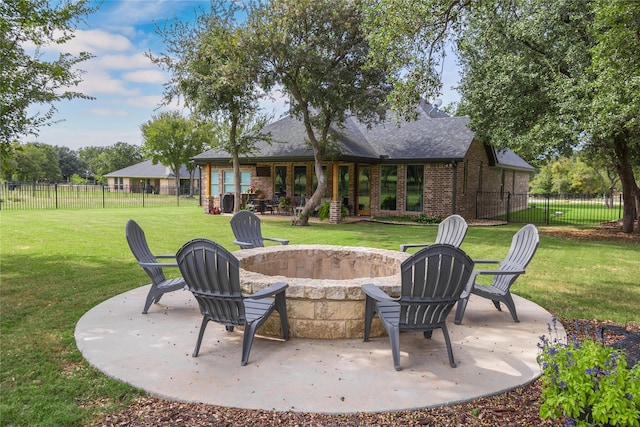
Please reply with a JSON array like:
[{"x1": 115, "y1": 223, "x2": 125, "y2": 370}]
[{"x1": 537, "y1": 318, "x2": 640, "y2": 427}]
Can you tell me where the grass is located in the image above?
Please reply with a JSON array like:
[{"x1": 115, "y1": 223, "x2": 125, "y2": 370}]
[{"x1": 1, "y1": 207, "x2": 638, "y2": 426}]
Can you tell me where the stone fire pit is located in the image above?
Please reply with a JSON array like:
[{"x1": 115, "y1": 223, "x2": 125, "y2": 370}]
[{"x1": 234, "y1": 245, "x2": 408, "y2": 339}]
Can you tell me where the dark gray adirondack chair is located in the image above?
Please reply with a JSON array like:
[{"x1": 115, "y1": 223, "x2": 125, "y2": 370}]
[
  {"x1": 125, "y1": 219, "x2": 186, "y2": 314},
  {"x1": 454, "y1": 224, "x2": 539, "y2": 325},
  {"x1": 362, "y1": 244, "x2": 474, "y2": 370},
  {"x1": 176, "y1": 238, "x2": 289, "y2": 365},
  {"x1": 230, "y1": 210, "x2": 289, "y2": 249},
  {"x1": 400, "y1": 214, "x2": 468, "y2": 252}
]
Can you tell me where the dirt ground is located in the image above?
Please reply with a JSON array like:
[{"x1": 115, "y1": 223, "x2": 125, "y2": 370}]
[{"x1": 91, "y1": 221, "x2": 638, "y2": 426}]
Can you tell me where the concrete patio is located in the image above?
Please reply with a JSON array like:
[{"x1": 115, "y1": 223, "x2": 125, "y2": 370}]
[{"x1": 75, "y1": 285, "x2": 561, "y2": 414}]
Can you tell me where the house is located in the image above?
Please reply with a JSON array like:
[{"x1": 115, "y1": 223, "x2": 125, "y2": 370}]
[
  {"x1": 104, "y1": 160, "x2": 199, "y2": 195},
  {"x1": 192, "y1": 102, "x2": 534, "y2": 220}
]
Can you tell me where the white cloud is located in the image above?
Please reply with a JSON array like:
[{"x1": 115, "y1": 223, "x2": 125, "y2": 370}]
[
  {"x1": 124, "y1": 69, "x2": 167, "y2": 84},
  {"x1": 77, "y1": 69, "x2": 141, "y2": 96},
  {"x1": 64, "y1": 29, "x2": 134, "y2": 54},
  {"x1": 95, "y1": 53, "x2": 155, "y2": 70}
]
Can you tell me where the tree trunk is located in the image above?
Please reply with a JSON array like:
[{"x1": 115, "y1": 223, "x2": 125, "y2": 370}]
[
  {"x1": 173, "y1": 165, "x2": 181, "y2": 201},
  {"x1": 292, "y1": 102, "x2": 326, "y2": 226},
  {"x1": 229, "y1": 114, "x2": 242, "y2": 213},
  {"x1": 613, "y1": 133, "x2": 637, "y2": 233}
]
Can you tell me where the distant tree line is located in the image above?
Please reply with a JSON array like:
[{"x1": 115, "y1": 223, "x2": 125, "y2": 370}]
[
  {"x1": 529, "y1": 154, "x2": 623, "y2": 198},
  {"x1": 1, "y1": 141, "x2": 143, "y2": 184}
]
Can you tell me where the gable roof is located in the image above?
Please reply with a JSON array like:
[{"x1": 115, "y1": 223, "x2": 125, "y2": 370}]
[
  {"x1": 193, "y1": 103, "x2": 533, "y2": 171},
  {"x1": 105, "y1": 160, "x2": 192, "y2": 178}
]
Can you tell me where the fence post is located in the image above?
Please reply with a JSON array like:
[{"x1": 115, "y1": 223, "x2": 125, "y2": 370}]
[
  {"x1": 506, "y1": 192, "x2": 511, "y2": 222},
  {"x1": 55, "y1": 183, "x2": 59, "y2": 209},
  {"x1": 545, "y1": 193, "x2": 550, "y2": 225}
]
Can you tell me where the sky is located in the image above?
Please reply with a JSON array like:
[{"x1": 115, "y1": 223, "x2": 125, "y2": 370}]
[{"x1": 34, "y1": 0, "x2": 461, "y2": 151}]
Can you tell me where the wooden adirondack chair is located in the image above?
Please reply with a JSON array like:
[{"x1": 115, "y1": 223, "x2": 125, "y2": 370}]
[
  {"x1": 125, "y1": 219, "x2": 186, "y2": 314},
  {"x1": 230, "y1": 210, "x2": 289, "y2": 249},
  {"x1": 362, "y1": 244, "x2": 474, "y2": 370},
  {"x1": 176, "y1": 238, "x2": 289, "y2": 366},
  {"x1": 400, "y1": 214, "x2": 468, "y2": 252},
  {"x1": 454, "y1": 224, "x2": 539, "y2": 324}
]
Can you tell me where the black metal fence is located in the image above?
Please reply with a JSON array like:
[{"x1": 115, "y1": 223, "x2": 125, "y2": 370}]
[
  {"x1": 0, "y1": 182, "x2": 200, "y2": 210},
  {"x1": 476, "y1": 192, "x2": 624, "y2": 226}
]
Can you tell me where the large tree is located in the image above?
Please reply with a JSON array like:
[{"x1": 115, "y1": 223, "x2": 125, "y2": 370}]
[
  {"x1": 455, "y1": 0, "x2": 639, "y2": 232},
  {"x1": 249, "y1": 0, "x2": 391, "y2": 225},
  {"x1": 149, "y1": 1, "x2": 268, "y2": 212},
  {"x1": 0, "y1": 0, "x2": 96, "y2": 167},
  {"x1": 140, "y1": 111, "x2": 201, "y2": 199}
]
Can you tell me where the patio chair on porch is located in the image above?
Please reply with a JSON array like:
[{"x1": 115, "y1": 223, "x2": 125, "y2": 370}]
[
  {"x1": 230, "y1": 210, "x2": 289, "y2": 249},
  {"x1": 454, "y1": 224, "x2": 539, "y2": 325},
  {"x1": 176, "y1": 238, "x2": 289, "y2": 365},
  {"x1": 362, "y1": 244, "x2": 474, "y2": 370},
  {"x1": 125, "y1": 219, "x2": 186, "y2": 314},
  {"x1": 400, "y1": 214, "x2": 468, "y2": 252}
]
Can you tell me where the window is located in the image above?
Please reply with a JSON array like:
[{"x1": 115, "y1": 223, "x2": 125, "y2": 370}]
[
  {"x1": 223, "y1": 170, "x2": 251, "y2": 193},
  {"x1": 380, "y1": 165, "x2": 397, "y2": 210},
  {"x1": 294, "y1": 166, "x2": 306, "y2": 196},
  {"x1": 210, "y1": 171, "x2": 219, "y2": 196},
  {"x1": 339, "y1": 165, "x2": 349, "y2": 202},
  {"x1": 405, "y1": 165, "x2": 424, "y2": 212},
  {"x1": 274, "y1": 166, "x2": 286, "y2": 195}
]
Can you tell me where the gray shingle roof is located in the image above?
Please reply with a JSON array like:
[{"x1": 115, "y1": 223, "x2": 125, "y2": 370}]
[
  {"x1": 192, "y1": 103, "x2": 533, "y2": 171},
  {"x1": 105, "y1": 160, "x2": 192, "y2": 178}
]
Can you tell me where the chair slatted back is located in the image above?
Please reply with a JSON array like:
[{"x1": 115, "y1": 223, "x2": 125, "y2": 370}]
[
  {"x1": 493, "y1": 224, "x2": 539, "y2": 292},
  {"x1": 126, "y1": 220, "x2": 166, "y2": 285},
  {"x1": 176, "y1": 239, "x2": 245, "y2": 326},
  {"x1": 435, "y1": 214, "x2": 468, "y2": 247},
  {"x1": 230, "y1": 210, "x2": 265, "y2": 249},
  {"x1": 399, "y1": 244, "x2": 474, "y2": 328}
]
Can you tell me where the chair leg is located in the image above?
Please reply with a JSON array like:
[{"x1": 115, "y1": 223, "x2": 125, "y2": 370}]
[
  {"x1": 388, "y1": 325, "x2": 401, "y2": 371},
  {"x1": 363, "y1": 296, "x2": 375, "y2": 342},
  {"x1": 501, "y1": 293, "x2": 520, "y2": 322},
  {"x1": 142, "y1": 286, "x2": 158, "y2": 314},
  {"x1": 454, "y1": 296, "x2": 469, "y2": 325},
  {"x1": 241, "y1": 322, "x2": 260, "y2": 366},
  {"x1": 492, "y1": 300, "x2": 502, "y2": 311},
  {"x1": 275, "y1": 293, "x2": 290, "y2": 340},
  {"x1": 441, "y1": 324, "x2": 457, "y2": 368},
  {"x1": 192, "y1": 316, "x2": 210, "y2": 357}
]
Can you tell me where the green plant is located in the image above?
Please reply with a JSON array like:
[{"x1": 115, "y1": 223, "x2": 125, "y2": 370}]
[
  {"x1": 537, "y1": 319, "x2": 640, "y2": 427},
  {"x1": 278, "y1": 196, "x2": 291, "y2": 209},
  {"x1": 415, "y1": 213, "x2": 444, "y2": 224},
  {"x1": 318, "y1": 201, "x2": 348, "y2": 221}
]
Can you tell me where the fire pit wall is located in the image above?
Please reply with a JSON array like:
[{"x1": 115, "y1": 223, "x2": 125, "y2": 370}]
[{"x1": 235, "y1": 245, "x2": 408, "y2": 339}]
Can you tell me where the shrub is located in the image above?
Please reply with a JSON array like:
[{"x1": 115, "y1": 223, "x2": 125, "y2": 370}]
[{"x1": 537, "y1": 318, "x2": 640, "y2": 427}]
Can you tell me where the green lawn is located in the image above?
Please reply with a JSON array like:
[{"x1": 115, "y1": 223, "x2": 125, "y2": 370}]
[{"x1": 1, "y1": 207, "x2": 638, "y2": 426}]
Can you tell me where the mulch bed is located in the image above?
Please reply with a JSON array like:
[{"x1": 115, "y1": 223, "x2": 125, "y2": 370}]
[{"x1": 91, "y1": 222, "x2": 639, "y2": 426}]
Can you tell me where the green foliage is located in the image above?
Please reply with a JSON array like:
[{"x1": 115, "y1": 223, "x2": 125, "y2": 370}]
[
  {"x1": 530, "y1": 156, "x2": 616, "y2": 195},
  {"x1": 361, "y1": 0, "x2": 466, "y2": 119},
  {"x1": 455, "y1": 0, "x2": 639, "y2": 231},
  {"x1": 538, "y1": 319, "x2": 640, "y2": 426},
  {"x1": 0, "y1": 0, "x2": 96, "y2": 163},
  {"x1": 6, "y1": 142, "x2": 62, "y2": 182}
]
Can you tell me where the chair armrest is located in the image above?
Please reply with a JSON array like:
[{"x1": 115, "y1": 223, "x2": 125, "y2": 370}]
[
  {"x1": 263, "y1": 237, "x2": 289, "y2": 245},
  {"x1": 361, "y1": 284, "x2": 395, "y2": 302},
  {"x1": 472, "y1": 259, "x2": 501, "y2": 264},
  {"x1": 155, "y1": 254, "x2": 176, "y2": 259},
  {"x1": 473, "y1": 269, "x2": 526, "y2": 277},
  {"x1": 247, "y1": 282, "x2": 288, "y2": 299},
  {"x1": 139, "y1": 261, "x2": 179, "y2": 268},
  {"x1": 232, "y1": 240, "x2": 252, "y2": 247},
  {"x1": 399, "y1": 243, "x2": 431, "y2": 252}
]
